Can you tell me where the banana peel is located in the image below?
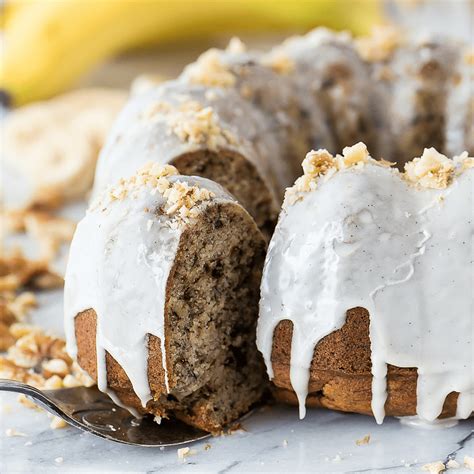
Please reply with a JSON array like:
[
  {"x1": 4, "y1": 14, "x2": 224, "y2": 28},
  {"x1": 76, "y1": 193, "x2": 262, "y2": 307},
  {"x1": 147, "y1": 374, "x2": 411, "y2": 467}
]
[{"x1": 0, "y1": 0, "x2": 382, "y2": 106}]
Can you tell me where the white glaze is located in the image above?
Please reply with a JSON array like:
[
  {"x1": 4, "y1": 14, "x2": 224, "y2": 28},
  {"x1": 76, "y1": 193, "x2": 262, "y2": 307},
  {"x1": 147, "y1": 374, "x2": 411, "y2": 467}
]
[
  {"x1": 257, "y1": 162, "x2": 473, "y2": 423},
  {"x1": 93, "y1": 28, "x2": 470, "y2": 213},
  {"x1": 93, "y1": 81, "x2": 284, "y2": 202},
  {"x1": 64, "y1": 174, "x2": 234, "y2": 411}
]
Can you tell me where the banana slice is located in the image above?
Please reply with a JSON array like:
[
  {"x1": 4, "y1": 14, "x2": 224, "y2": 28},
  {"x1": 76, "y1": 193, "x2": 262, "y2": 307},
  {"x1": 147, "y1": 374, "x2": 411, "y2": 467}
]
[{"x1": 2, "y1": 88, "x2": 127, "y2": 208}]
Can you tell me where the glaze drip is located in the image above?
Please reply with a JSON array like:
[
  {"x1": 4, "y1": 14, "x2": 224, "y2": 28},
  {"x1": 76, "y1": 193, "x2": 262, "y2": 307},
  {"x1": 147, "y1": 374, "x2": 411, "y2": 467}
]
[{"x1": 257, "y1": 150, "x2": 473, "y2": 423}]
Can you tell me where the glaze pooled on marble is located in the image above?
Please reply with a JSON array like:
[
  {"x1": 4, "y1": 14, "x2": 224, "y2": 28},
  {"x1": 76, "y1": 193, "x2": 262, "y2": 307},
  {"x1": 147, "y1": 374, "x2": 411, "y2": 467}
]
[
  {"x1": 64, "y1": 165, "x2": 235, "y2": 411},
  {"x1": 257, "y1": 145, "x2": 473, "y2": 423}
]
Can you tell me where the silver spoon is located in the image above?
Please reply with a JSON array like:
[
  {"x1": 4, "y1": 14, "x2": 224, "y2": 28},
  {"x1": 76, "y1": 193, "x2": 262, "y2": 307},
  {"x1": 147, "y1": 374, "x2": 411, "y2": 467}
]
[{"x1": 0, "y1": 379, "x2": 210, "y2": 447}]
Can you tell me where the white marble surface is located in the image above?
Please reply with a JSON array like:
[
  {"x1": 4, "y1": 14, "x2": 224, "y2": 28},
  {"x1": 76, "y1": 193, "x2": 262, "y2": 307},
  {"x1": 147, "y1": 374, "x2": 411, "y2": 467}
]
[
  {"x1": 1, "y1": 386, "x2": 473, "y2": 473},
  {"x1": 0, "y1": 224, "x2": 473, "y2": 473}
]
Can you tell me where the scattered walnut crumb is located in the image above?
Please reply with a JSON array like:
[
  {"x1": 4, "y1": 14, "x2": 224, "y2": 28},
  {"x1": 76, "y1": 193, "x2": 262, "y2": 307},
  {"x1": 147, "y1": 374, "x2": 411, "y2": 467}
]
[
  {"x1": 356, "y1": 24, "x2": 402, "y2": 62},
  {"x1": 42, "y1": 358, "x2": 69, "y2": 378},
  {"x1": 141, "y1": 97, "x2": 236, "y2": 150},
  {"x1": 204, "y1": 443, "x2": 211, "y2": 451},
  {"x1": 465, "y1": 456, "x2": 474, "y2": 470},
  {"x1": 0, "y1": 248, "x2": 63, "y2": 292},
  {"x1": 168, "y1": 105, "x2": 235, "y2": 149},
  {"x1": 0, "y1": 292, "x2": 37, "y2": 350},
  {"x1": 291, "y1": 149, "x2": 336, "y2": 194},
  {"x1": 177, "y1": 447, "x2": 196, "y2": 459},
  {"x1": 186, "y1": 49, "x2": 236, "y2": 87},
  {"x1": 337, "y1": 142, "x2": 370, "y2": 168},
  {"x1": 286, "y1": 143, "x2": 374, "y2": 203},
  {"x1": 17, "y1": 394, "x2": 41, "y2": 410},
  {"x1": 404, "y1": 148, "x2": 454, "y2": 189},
  {"x1": 95, "y1": 163, "x2": 215, "y2": 226},
  {"x1": 446, "y1": 459, "x2": 460, "y2": 469},
  {"x1": 0, "y1": 323, "x2": 93, "y2": 405},
  {"x1": 355, "y1": 434, "x2": 370, "y2": 446},
  {"x1": 3, "y1": 209, "x2": 76, "y2": 262},
  {"x1": 50, "y1": 416, "x2": 67, "y2": 430},
  {"x1": 5, "y1": 428, "x2": 27, "y2": 437},
  {"x1": 422, "y1": 461, "x2": 445, "y2": 474}
]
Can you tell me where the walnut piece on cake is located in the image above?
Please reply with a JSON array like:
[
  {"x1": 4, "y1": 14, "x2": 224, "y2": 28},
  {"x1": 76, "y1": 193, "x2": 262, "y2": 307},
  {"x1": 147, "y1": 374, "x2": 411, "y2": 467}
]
[
  {"x1": 404, "y1": 148, "x2": 455, "y2": 189},
  {"x1": 185, "y1": 49, "x2": 236, "y2": 87},
  {"x1": 94, "y1": 162, "x2": 216, "y2": 226}
]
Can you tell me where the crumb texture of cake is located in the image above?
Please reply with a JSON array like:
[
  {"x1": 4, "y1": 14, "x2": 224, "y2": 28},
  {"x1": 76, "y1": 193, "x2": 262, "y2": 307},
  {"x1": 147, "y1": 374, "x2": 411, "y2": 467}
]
[
  {"x1": 64, "y1": 164, "x2": 267, "y2": 432},
  {"x1": 257, "y1": 144, "x2": 473, "y2": 423},
  {"x1": 92, "y1": 27, "x2": 472, "y2": 240}
]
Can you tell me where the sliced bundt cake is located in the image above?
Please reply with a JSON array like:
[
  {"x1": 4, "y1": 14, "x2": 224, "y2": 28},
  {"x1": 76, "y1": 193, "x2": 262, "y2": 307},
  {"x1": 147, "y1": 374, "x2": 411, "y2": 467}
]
[{"x1": 65, "y1": 164, "x2": 267, "y2": 433}]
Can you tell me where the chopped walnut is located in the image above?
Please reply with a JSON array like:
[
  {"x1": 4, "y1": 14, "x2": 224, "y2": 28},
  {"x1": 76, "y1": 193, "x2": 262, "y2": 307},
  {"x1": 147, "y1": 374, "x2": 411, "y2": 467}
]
[
  {"x1": 355, "y1": 434, "x2": 371, "y2": 446},
  {"x1": 0, "y1": 323, "x2": 88, "y2": 395},
  {"x1": 404, "y1": 148, "x2": 455, "y2": 189},
  {"x1": 4, "y1": 209, "x2": 76, "y2": 261},
  {"x1": 177, "y1": 446, "x2": 196, "y2": 459},
  {"x1": 94, "y1": 163, "x2": 215, "y2": 226},
  {"x1": 0, "y1": 290, "x2": 37, "y2": 351},
  {"x1": 141, "y1": 97, "x2": 236, "y2": 150},
  {"x1": 286, "y1": 143, "x2": 375, "y2": 203},
  {"x1": 356, "y1": 25, "x2": 402, "y2": 62},
  {"x1": 337, "y1": 142, "x2": 370, "y2": 168},
  {"x1": 168, "y1": 105, "x2": 235, "y2": 149},
  {"x1": 0, "y1": 248, "x2": 63, "y2": 292},
  {"x1": 50, "y1": 416, "x2": 67, "y2": 430},
  {"x1": 465, "y1": 456, "x2": 474, "y2": 470},
  {"x1": 422, "y1": 461, "x2": 445, "y2": 474},
  {"x1": 186, "y1": 49, "x2": 236, "y2": 87},
  {"x1": 5, "y1": 428, "x2": 27, "y2": 437},
  {"x1": 446, "y1": 459, "x2": 460, "y2": 469}
]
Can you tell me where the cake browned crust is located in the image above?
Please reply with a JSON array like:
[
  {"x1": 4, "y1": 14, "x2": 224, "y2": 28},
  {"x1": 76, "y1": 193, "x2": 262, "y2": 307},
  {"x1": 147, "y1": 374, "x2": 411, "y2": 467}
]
[
  {"x1": 74, "y1": 201, "x2": 268, "y2": 433},
  {"x1": 270, "y1": 308, "x2": 459, "y2": 418}
]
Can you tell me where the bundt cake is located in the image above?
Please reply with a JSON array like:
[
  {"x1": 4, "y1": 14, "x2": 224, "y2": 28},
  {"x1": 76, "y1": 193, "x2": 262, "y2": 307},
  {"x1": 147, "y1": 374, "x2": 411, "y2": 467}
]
[
  {"x1": 64, "y1": 164, "x2": 267, "y2": 433},
  {"x1": 257, "y1": 143, "x2": 473, "y2": 424},
  {"x1": 64, "y1": 27, "x2": 473, "y2": 431},
  {"x1": 92, "y1": 28, "x2": 473, "y2": 239}
]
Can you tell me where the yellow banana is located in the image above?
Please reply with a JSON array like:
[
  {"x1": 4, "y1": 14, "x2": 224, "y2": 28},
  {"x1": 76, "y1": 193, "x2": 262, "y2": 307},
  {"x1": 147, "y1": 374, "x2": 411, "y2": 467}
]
[{"x1": 0, "y1": 0, "x2": 382, "y2": 106}]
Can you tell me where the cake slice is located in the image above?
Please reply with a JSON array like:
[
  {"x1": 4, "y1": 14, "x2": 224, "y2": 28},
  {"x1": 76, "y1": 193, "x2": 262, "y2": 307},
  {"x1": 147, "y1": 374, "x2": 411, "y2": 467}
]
[{"x1": 65, "y1": 163, "x2": 267, "y2": 433}]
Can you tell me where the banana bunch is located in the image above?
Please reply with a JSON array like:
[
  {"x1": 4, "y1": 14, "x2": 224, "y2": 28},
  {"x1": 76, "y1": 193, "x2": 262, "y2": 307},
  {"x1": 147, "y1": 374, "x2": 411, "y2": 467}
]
[{"x1": 0, "y1": 0, "x2": 382, "y2": 106}]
